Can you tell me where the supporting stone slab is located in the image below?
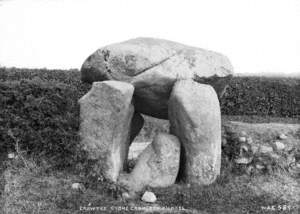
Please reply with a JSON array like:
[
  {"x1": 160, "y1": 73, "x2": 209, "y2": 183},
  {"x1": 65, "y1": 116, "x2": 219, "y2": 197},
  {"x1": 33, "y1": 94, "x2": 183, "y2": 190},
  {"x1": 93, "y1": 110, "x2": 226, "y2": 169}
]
[
  {"x1": 78, "y1": 80, "x2": 134, "y2": 182},
  {"x1": 168, "y1": 80, "x2": 221, "y2": 185}
]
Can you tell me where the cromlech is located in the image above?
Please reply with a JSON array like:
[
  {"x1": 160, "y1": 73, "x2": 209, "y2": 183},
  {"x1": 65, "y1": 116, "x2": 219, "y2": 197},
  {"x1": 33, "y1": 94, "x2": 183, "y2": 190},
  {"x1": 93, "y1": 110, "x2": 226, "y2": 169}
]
[{"x1": 78, "y1": 38, "x2": 234, "y2": 193}]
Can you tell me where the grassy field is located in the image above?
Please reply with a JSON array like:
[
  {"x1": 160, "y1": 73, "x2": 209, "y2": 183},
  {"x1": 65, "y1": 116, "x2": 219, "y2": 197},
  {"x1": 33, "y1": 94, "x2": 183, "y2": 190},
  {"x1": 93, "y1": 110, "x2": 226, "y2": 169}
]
[
  {"x1": 0, "y1": 67, "x2": 299, "y2": 213},
  {"x1": 0, "y1": 145, "x2": 299, "y2": 214}
]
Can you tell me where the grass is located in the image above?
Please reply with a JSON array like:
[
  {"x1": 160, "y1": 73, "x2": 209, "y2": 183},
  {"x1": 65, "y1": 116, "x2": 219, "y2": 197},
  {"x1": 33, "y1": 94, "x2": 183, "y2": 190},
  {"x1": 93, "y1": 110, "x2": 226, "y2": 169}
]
[
  {"x1": 0, "y1": 157, "x2": 133, "y2": 214},
  {"x1": 222, "y1": 115, "x2": 300, "y2": 124},
  {"x1": 0, "y1": 123, "x2": 299, "y2": 214},
  {"x1": 0, "y1": 149, "x2": 299, "y2": 214},
  {"x1": 153, "y1": 175, "x2": 298, "y2": 214}
]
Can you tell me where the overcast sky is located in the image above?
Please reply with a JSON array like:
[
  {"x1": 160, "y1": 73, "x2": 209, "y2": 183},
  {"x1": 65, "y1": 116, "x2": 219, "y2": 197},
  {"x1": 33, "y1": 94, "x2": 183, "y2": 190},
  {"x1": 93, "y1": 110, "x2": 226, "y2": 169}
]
[{"x1": 0, "y1": 0, "x2": 299, "y2": 76}]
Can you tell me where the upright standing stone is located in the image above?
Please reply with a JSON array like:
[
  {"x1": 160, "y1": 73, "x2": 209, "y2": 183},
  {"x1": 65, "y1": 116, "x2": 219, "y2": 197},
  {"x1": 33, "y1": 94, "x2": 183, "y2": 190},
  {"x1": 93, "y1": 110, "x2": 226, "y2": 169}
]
[
  {"x1": 168, "y1": 80, "x2": 221, "y2": 185},
  {"x1": 79, "y1": 81, "x2": 134, "y2": 182},
  {"x1": 118, "y1": 133, "x2": 180, "y2": 192}
]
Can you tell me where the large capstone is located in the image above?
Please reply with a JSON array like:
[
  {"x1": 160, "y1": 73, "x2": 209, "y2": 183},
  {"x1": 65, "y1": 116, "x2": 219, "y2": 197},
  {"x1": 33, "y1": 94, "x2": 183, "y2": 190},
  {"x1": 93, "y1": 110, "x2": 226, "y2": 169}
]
[
  {"x1": 118, "y1": 133, "x2": 180, "y2": 192},
  {"x1": 168, "y1": 80, "x2": 221, "y2": 185},
  {"x1": 81, "y1": 37, "x2": 233, "y2": 119},
  {"x1": 78, "y1": 81, "x2": 134, "y2": 182}
]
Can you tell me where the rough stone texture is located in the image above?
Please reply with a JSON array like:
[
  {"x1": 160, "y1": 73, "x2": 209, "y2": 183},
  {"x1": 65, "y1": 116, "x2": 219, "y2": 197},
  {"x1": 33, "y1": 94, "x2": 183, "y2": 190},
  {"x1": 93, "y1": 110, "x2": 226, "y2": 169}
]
[
  {"x1": 274, "y1": 141, "x2": 285, "y2": 150},
  {"x1": 141, "y1": 191, "x2": 157, "y2": 203},
  {"x1": 128, "y1": 142, "x2": 151, "y2": 160},
  {"x1": 78, "y1": 81, "x2": 134, "y2": 182},
  {"x1": 81, "y1": 37, "x2": 233, "y2": 119},
  {"x1": 168, "y1": 80, "x2": 221, "y2": 185},
  {"x1": 118, "y1": 133, "x2": 180, "y2": 192},
  {"x1": 279, "y1": 133, "x2": 288, "y2": 140}
]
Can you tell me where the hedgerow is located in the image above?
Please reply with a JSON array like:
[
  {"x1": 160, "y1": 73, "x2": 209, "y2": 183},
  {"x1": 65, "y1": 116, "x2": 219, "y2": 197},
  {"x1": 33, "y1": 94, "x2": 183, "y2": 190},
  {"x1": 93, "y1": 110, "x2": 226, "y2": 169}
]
[
  {"x1": 221, "y1": 76, "x2": 300, "y2": 118},
  {"x1": 0, "y1": 69, "x2": 91, "y2": 169}
]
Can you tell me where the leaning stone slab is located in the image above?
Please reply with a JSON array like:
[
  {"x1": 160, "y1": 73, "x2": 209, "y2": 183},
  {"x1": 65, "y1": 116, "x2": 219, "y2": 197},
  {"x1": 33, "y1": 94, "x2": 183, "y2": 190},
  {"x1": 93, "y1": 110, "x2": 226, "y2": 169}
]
[
  {"x1": 168, "y1": 80, "x2": 221, "y2": 185},
  {"x1": 118, "y1": 133, "x2": 180, "y2": 192},
  {"x1": 81, "y1": 37, "x2": 233, "y2": 119},
  {"x1": 78, "y1": 80, "x2": 134, "y2": 182}
]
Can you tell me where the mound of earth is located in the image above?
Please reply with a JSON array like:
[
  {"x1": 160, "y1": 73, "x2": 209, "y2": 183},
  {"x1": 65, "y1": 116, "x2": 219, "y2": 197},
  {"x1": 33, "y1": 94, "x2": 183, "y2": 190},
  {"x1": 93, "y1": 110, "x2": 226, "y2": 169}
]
[{"x1": 222, "y1": 121, "x2": 300, "y2": 176}]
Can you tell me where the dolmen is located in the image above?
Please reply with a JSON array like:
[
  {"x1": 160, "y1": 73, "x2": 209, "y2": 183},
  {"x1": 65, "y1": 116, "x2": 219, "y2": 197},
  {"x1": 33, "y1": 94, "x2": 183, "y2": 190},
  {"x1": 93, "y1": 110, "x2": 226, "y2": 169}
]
[{"x1": 78, "y1": 37, "x2": 233, "y2": 192}]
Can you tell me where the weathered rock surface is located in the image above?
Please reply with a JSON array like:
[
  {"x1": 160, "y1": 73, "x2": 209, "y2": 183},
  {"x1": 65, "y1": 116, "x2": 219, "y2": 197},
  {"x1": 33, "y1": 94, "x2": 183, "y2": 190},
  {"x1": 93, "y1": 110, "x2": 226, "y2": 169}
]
[
  {"x1": 128, "y1": 142, "x2": 151, "y2": 160},
  {"x1": 279, "y1": 133, "x2": 288, "y2": 140},
  {"x1": 81, "y1": 37, "x2": 233, "y2": 119},
  {"x1": 71, "y1": 183, "x2": 85, "y2": 191},
  {"x1": 141, "y1": 191, "x2": 157, "y2": 203},
  {"x1": 274, "y1": 141, "x2": 285, "y2": 150},
  {"x1": 118, "y1": 133, "x2": 180, "y2": 192},
  {"x1": 168, "y1": 80, "x2": 221, "y2": 185},
  {"x1": 78, "y1": 81, "x2": 134, "y2": 182}
]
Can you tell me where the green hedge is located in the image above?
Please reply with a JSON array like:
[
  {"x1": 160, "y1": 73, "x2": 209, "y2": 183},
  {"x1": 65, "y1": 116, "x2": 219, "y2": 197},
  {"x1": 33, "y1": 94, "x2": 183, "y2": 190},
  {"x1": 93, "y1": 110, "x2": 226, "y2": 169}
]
[
  {"x1": 221, "y1": 76, "x2": 300, "y2": 118},
  {"x1": 0, "y1": 68, "x2": 91, "y2": 169},
  {"x1": 0, "y1": 68, "x2": 299, "y2": 168}
]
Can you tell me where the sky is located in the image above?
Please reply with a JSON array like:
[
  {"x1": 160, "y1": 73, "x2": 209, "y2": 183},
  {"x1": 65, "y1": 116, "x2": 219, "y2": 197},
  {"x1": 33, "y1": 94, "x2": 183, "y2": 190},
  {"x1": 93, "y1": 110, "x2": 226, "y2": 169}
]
[{"x1": 0, "y1": 0, "x2": 299, "y2": 76}]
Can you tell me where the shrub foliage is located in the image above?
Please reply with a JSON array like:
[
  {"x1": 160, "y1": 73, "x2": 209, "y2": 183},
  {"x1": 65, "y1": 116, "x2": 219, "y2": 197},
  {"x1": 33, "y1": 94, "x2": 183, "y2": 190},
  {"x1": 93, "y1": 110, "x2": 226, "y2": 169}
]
[
  {"x1": 221, "y1": 76, "x2": 300, "y2": 118},
  {"x1": 0, "y1": 68, "x2": 90, "y2": 168}
]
